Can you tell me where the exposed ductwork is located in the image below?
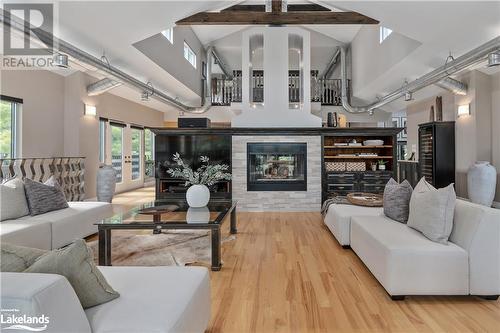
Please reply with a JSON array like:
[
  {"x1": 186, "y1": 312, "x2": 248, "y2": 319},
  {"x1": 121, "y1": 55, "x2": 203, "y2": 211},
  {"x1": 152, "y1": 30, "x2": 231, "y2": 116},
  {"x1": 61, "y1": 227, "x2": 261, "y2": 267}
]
[
  {"x1": 0, "y1": 10, "x2": 214, "y2": 114},
  {"x1": 340, "y1": 36, "x2": 500, "y2": 113},
  {"x1": 435, "y1": 77, "x2": 468, "y2": 95},
  {"x1": 87, "y1": 78, "x2": 122, "y2": 96},
  {"x1": 210, "y1": 46, "x2": 233, "y2": 79},
  {"x1": 320, "y1": 47, "x2": 340, "y2": 79}
]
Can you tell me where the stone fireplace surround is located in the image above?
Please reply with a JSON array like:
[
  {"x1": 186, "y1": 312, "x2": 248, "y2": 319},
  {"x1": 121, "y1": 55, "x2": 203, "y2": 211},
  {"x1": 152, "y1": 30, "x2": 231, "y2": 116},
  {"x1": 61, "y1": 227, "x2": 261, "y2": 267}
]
[{"x1": 232, "y1": 136, "x2": 321, "y2": 212}]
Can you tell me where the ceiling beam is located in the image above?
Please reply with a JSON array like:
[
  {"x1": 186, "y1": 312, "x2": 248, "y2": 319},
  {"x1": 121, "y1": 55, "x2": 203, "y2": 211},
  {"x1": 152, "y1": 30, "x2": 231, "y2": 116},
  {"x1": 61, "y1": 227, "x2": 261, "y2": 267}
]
[
  {"x1": 176, "y1": 11, "x2": 379, "y2": 26},
  {"x1": 221, "y1": 4, "x2": 331, "y2": 12},
  {"x1": 271, "y1": 0, "x2": 282, "y2": 13}
]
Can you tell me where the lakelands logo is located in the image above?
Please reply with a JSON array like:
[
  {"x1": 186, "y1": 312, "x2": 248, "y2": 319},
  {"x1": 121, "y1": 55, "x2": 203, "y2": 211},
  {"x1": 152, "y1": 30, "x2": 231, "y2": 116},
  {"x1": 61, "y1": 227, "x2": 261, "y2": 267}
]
[
  {"x1": 2, "y1": 3, "x2": 57, "y2": 69},
  {"x1": 1, "y1": 309, "x2": 49, "y2": 331}
]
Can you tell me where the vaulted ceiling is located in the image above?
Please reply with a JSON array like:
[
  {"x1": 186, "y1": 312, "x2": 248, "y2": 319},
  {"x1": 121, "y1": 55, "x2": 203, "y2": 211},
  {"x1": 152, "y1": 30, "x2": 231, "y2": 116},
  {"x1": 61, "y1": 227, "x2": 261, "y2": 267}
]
[{"x1": 42, "y1": 1, "x2": 500, "y2": 114}]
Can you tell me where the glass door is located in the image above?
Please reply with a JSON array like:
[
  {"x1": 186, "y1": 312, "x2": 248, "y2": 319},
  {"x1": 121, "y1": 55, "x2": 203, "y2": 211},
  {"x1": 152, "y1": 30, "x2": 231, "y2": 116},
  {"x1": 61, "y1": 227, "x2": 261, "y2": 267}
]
[{"x1": 111, "y1": 124, "x2": 124, "y2": 186}]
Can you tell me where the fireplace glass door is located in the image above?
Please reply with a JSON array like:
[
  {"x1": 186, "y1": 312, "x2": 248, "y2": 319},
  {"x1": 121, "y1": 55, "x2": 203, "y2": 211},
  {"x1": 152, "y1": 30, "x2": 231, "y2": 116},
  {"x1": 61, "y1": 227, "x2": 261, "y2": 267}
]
[{"x1": 247, "y1": 143, "x2": 307, "y2": 191}]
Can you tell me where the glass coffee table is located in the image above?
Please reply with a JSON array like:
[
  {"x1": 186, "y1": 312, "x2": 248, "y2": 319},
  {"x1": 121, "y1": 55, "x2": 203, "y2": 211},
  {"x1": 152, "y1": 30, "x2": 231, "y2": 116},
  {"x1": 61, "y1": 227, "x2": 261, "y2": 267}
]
[{"x1": 95, "y1": 199, "x2": 237, "y2": 271}]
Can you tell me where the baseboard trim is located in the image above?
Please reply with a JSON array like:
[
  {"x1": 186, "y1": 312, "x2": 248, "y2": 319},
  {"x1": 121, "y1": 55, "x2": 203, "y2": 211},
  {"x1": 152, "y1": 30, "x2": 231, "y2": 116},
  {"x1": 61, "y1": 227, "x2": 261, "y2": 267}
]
[{"x1": 493, "y1": 201, "x2": 500, "y2": 209}]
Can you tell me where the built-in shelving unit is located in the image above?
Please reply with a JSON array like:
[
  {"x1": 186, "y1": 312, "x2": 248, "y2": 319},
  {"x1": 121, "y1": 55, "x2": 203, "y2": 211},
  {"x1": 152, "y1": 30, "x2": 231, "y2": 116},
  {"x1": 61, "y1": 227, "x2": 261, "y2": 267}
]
[{"x1": 322, "y1": 130, "x2": 400, "y2": 202}]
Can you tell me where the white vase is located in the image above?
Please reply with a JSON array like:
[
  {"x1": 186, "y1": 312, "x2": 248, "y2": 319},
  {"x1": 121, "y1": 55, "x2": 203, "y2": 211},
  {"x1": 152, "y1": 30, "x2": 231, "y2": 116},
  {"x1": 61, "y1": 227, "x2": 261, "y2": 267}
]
[
  {"x1": 96, "y1": 165, "x2": 117, "y2": 203},
  {"x1": 467, "y1": 161, "x2": 497, "y2": 207},
  {"x1": 186, "y1": 207, "x2": 210, "y2": 224},
  {"x1": 186, "y1": 185, "x2": 210, "y2": 207}
]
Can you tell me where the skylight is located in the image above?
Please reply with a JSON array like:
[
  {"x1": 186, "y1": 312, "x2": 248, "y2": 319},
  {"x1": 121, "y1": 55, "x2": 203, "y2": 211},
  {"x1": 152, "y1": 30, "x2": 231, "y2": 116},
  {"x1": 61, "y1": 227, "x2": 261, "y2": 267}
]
[
  {"x1": 161, "y1": 28, "x2": 173, "y2": 44},
  {"x1": 184, "y1": 42, "x2": 197, "y2": 68},
  {"x1": 379, "y1": 26, "x2": 393, "y2": 44}
]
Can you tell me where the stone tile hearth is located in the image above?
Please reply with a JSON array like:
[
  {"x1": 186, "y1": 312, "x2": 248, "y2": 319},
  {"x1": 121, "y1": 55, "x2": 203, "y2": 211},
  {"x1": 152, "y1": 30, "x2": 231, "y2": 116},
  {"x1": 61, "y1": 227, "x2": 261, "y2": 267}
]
[{"x1": 232, "y1": 136, "x2": 321, "y2": 212}]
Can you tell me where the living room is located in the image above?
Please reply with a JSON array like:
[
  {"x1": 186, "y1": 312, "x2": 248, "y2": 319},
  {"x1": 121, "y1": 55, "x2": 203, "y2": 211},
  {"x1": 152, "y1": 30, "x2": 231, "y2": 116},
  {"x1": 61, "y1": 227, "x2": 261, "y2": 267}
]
[{"x1": 1, "y1": 1, "x2": 500, "y2": 332}]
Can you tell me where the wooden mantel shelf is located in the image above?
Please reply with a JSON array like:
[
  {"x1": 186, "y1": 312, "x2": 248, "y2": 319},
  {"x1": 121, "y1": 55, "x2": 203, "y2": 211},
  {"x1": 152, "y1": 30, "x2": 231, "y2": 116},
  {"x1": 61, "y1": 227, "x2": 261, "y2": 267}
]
[{"x1": 324, "y1": 156, "x2": 394, "y2": 159}]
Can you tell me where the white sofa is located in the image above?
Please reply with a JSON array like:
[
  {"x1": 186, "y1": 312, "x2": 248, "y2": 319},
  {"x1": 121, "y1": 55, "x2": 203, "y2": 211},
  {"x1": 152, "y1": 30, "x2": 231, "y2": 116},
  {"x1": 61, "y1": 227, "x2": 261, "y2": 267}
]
[
  {"x1": 0, "y1": 202, "x2": 113, "y2": 250},
  {"x1": 324, "y1": 199, "x2": 500, "y2": 299},
  {"x1": 1, "y1": 266, "x2": 211, "y2": 333}
]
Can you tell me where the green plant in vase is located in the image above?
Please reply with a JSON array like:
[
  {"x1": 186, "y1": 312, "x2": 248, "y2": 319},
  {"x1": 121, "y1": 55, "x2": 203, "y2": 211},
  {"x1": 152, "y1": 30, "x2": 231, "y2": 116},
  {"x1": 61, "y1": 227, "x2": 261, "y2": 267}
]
[{"x1": 378, "y1": 159, "x2": 388, "y2": 171}]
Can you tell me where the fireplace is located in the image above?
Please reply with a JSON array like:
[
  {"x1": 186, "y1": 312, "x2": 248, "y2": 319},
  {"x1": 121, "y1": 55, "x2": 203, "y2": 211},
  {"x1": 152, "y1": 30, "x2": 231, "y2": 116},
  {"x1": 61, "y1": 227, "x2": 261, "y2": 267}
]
[{"x1": 247, "y1": 143, "x2": 307, "y2": 191}]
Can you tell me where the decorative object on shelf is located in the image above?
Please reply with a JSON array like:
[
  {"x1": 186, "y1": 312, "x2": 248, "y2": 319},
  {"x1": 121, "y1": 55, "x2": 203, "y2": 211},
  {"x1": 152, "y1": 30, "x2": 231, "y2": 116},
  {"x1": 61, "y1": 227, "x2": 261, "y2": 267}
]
[
  {"x1": 467, "y1": 161, "x2": 497, "y2": 207},
  {"x1": 363, "y1": 139, "x2": 384, "y2": 146},
  {"x1": 167, "y1": 153, "x2": 232, "y2": 207},
  {"x1": 346, "y1": 162, "x2": 366, "y2": 172},
  {"x1": 429, "y1": 105, "x2": 435, "y2": 122},
  {"x1": 338, "y1": 114, "x2": 347, "y2": 127},
  {"x1": 378, "y1": 160, "x2": 388, "y2": 171},
  {"x1": 435, "y1": 96, "x2": 443, "y2": 121},
  {"x1": 97, "y1": 164, "x2": 117, "y2": 203},
  {"x1": 327, "y1": 112, "x2": 338, "y2": 127},
  {"x1": 347, "y1": 192, "x2": 383, "y2": 207},
  {"x1": 325, "y1": 162, "x2": 346, "y2": 172},
  {"x1": 371, "y1": 162, "x2": 378, "y2": 171}
]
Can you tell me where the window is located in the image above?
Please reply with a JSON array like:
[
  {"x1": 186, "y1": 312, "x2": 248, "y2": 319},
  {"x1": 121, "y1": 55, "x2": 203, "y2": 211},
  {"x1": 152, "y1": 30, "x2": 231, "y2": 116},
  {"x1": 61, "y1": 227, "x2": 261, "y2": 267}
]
[
  {"x1": 161, "y1": 28, "x2": 173, "y2": 44},
  {"x1": 184, "y1": 42, "x2": 197, "y2": 68},
  {"x1": 111, "y1": 124, "x2": 123, "y2": 183},
  {"x1": 99, "y1": 119, "x2": 107, "y2": 163},
  {"x1": 0, "y1": 97, "x2": 21, "y2": 159},
  {"x1": 144, "y1": 128, "x2": 155, "y2": 179},
  {"x1": 131, "y1": 128, "x2": 142, "y2": 180},
  {"x1": 380, "y1": 26, "x2": 393, "y2": 44}
]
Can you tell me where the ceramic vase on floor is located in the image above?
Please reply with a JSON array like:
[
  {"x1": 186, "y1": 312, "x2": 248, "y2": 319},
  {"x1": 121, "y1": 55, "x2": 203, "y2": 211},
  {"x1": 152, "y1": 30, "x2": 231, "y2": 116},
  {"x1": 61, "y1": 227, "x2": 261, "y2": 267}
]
[
  {"x1": 186, "y1": 184, "x2": 210, "y2": 207},
  {"x1": 97, "y1": 165, "x2": 117, "y2": 202},
  {"x1": 467, "y1": 161, "x2": 497, "y2": 207}
]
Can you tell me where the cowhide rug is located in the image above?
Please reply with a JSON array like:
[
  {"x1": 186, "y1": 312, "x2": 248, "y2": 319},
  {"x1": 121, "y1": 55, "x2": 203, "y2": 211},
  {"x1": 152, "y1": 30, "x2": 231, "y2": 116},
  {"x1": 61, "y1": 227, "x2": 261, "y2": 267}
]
[{"x1": 87, "y1": 230, "x2": 235, "y2": 267}]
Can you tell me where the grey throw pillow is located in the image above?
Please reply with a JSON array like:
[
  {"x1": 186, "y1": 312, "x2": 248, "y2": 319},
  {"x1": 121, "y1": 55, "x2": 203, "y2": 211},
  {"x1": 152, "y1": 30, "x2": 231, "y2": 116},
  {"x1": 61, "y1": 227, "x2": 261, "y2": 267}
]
[
  {"x1": 0, "y1": 178, "x2": 30, "y2": 221},
  {"x1": 24, "y1": 177, "x2": 68, "y2": 216},
  {"x1": 25, "y1": 239, "x2": 120, "y2": 308},
  {"x1": 383, "y1": 178, "x2": 413, "y2": 223},
  {"x1": 407, "y1": 178, "x2": 456, "y2": 244},
  {"x1": 1, "y1": 243, "x2": 47, "y2": 272}
]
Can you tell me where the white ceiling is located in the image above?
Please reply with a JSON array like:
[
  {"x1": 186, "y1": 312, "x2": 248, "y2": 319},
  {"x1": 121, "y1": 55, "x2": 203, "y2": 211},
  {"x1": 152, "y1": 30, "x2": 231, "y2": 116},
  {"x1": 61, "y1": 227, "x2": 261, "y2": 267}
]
[{"x1": 7, "y1": 1, "x2": 498, "y2": 114}]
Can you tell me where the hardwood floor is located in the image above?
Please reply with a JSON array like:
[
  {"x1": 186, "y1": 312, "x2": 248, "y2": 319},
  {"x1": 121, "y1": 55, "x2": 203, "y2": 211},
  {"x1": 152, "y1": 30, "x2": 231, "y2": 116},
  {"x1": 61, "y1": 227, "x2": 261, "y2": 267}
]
[{"x1": 112, "y1": 188, "x2": 500, "y2": 333}]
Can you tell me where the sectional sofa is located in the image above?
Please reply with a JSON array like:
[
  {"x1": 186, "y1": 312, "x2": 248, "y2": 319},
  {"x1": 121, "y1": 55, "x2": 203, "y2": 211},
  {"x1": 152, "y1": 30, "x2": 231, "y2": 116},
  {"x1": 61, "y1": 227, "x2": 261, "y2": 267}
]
[
  {"x1": 1, "y1": 266, "x2": 211, "y2": 333},
  {"x1": 324, "y1": 199, "x2": 500, "y2": 300},
  {"x1": 0, "y1": 201, "x2": 113, "y2": 250}
]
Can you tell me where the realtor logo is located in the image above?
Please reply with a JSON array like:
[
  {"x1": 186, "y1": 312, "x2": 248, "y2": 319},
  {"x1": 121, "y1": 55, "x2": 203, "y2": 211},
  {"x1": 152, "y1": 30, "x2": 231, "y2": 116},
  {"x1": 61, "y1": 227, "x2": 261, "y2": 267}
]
[
  {"x1": 3, "y1": 3, "x2": 53, "y2": 55},
  {"x1": 1, "y1": 308, "x2": 50, "y2": 331}
]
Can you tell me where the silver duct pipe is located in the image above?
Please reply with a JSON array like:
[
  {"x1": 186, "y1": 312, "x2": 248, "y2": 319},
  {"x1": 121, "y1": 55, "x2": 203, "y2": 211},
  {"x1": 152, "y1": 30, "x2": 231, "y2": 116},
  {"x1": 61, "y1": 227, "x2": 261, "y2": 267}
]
[
  {"x1": 0, "y1": 10, "x2": 212, "y2": 114},
  {"x1": 87, "y1": 78, "x2": 122, "y2": 96},
  {"x1": 211, "y1": 46, "x2": 232, "y2": 79},
  {"x1": 341, "y1": 36, "x2": 500, "y2": 113},
  {"x1": 320, "y1": 47, "x2": 340, "y2": 79},
  {"x1": 435, "y1": 77, "x2": 468, "y2": 95}
]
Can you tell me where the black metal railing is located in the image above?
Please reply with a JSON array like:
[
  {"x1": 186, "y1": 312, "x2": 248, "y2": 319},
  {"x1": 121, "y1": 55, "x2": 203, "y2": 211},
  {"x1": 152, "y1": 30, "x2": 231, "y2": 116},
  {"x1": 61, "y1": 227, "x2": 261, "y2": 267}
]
[
  {"x1": 0, "y1": 157, "x2": 85, "y2": 201},
  {"x1": 211, "y1": 72, "x2": 348, "y2": 107}
]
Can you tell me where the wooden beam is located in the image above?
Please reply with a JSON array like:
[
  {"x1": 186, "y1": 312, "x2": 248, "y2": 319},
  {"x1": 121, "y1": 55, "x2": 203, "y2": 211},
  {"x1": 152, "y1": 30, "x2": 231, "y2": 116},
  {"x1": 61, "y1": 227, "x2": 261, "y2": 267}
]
[
  {"x1": 271, "y1": 0, "x2": 282, "y2": 13},
  {"x1": 222, "y1": 4, "x2": 331, "y2": 12},
  {"x1": 176, "y1": 11, "x2": 379, "y2": 26}
]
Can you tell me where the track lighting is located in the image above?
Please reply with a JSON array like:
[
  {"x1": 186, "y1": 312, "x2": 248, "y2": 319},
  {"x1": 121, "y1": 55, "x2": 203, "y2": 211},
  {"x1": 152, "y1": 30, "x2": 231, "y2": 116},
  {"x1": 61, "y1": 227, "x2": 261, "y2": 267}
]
[
  {"x1": 53, "y1": 53, "x2": 68, "y2": 68},
  {"x1": 487, "y1": 52, "x2": 500, "y2": 67}
]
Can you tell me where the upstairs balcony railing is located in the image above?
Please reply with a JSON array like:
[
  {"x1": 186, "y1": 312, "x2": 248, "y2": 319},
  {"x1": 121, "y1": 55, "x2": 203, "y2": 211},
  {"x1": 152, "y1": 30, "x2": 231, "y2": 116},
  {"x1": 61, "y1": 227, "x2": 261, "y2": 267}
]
[{"x1": 211, "y1": 70, "x2": 349, "y2": 107}]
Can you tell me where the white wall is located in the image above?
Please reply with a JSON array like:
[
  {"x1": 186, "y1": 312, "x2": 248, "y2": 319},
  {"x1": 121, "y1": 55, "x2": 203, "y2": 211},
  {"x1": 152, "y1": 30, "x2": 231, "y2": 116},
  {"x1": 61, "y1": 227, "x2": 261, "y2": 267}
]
[
  {"x1": 350, "y1": 25, "x2": 421, "y2": 97},
  {"x1": 1, "y1": 70, "x2": 165, "y2": 199},
  {"x1": 133, "y1": 26, "x2": 206, "y2": 98},
  {"x1": 1, "y1": 70, "x2": 65, "y2": 157},
  {"x1": 405, "y1": 69, "x2": 499, "y2": 202}
]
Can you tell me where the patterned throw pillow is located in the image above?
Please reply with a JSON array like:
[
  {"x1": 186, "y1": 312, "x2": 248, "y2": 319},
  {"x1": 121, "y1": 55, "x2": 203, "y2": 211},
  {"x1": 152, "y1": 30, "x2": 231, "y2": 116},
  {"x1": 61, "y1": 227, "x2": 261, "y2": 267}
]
[
  {"x1": 24, "y1": 178, "x2": 69, "y2": 216},
  {"x1": 383, "y1": 178, "x2": 413, "y2": 223}
]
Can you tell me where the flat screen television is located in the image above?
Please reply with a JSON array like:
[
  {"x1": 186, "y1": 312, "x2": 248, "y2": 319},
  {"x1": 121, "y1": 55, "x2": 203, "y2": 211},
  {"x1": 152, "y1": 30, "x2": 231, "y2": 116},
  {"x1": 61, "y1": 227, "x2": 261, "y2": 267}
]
[{"x1": 155, "y1": 134, "x2": 231, "y2": 179}]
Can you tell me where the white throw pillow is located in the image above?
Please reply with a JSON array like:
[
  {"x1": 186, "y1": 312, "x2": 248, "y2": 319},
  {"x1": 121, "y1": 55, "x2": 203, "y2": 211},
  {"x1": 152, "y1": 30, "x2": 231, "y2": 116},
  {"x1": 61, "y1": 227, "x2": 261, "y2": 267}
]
[
  {"x1": 0, "y1": 178, "x2": 30, "y2": 221},
  {"x1": 407, "y1": 178, "x2": 456, "y2": 244}
]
